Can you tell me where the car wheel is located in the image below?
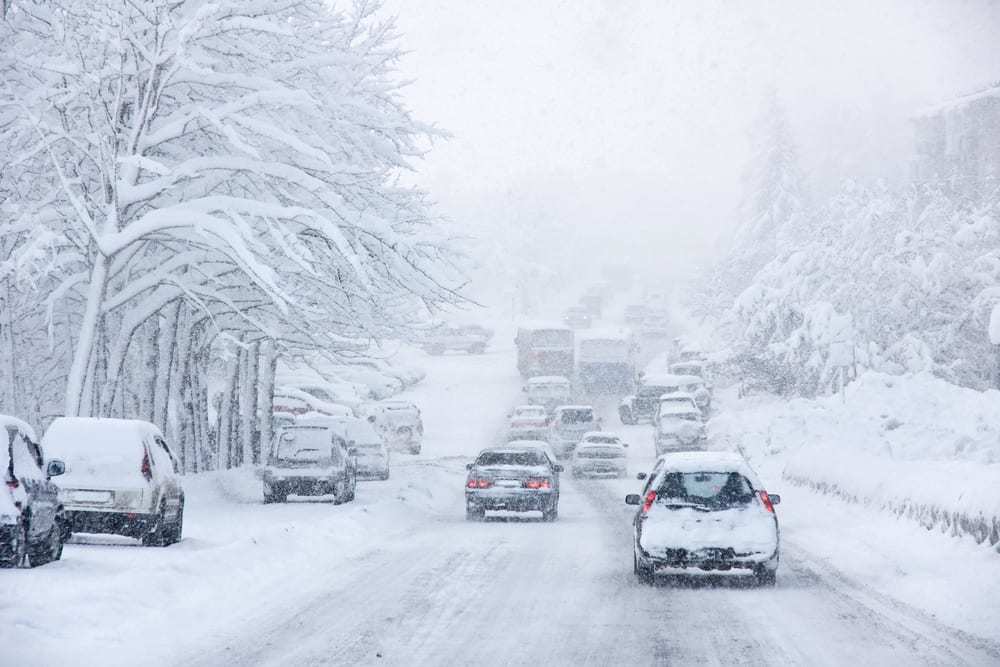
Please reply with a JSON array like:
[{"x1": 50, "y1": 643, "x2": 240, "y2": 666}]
[
  {"x1": 380, "y1": 467, "x2": 390, "y2": 481},
  {"x1": 0, "y1": 519, "x2": 28, "y2": 568},
  {"x1": 142, "y1": 503, "x2": 169, "y2": 547},
  {"x1": 29, "y1": 522, "x2": 63, "y2": 567},
  {"x1": 346, "y1": 472, "x2": 357, "y2": 502},
  {"x1": 167, "y1": 501, "x2": 184, "y2": 545},
  {"x1": 754, "y1": 566, "x2": 777, "y2": 587},
  {"x1": 542, "y1": 504, "x2": 559, "y2": 522},
  {"x1": 465, "y1": 504, "x2": 485, "y2": 521},
  {"x1": 635, "y1": 551, "x2": 654, "y2": 585}
]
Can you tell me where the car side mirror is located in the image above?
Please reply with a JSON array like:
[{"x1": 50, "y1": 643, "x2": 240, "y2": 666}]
[
  {"x1": 465, "y1": 463, "x2": 473, "y2": 470},
  {"x1": 625, "y1": 494, "x2": 641, "y2": 505},
  {"x1": 769, "y1": 494, "x2": 781, "y2": 506},
  {"x1": 46, "y1": 459, "x2": 66, "y2": 477},
  {"x1": 553, "y1": 464, "x2": 564, "y2": 473},
  {"x1": 636, "y1": 472, "x2": 647, "y2": 480}
]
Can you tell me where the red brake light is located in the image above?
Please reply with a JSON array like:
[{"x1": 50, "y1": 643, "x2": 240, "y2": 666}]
[
  {"x1": 524, "y1": 478, "x2": 551, "y2": 489},
  {"x1": 466, "y1": 478, "x2": 491, "y2": 489},
  {"x1": 641, "y1": 490, "x2": 657, "y2": 514},
  {"x1": 759, "y1": 490, "x2": 775, "y2": 513},
  {"x1": 141, "y1": 451, "x2": 152, "y2": 482},
  {"x1": 5, "y1": 478, "x2": 18, "y2": 490}
]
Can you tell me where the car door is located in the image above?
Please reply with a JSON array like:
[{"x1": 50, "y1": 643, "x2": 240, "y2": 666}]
[{"x1": 13, "y1": 431, "x2": 58, "y2": 538}]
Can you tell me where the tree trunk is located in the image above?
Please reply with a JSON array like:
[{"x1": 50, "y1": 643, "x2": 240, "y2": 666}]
[
  {"x1": 216, "y1": 343, "x2": 241, "y2": 470},
  {"x1": 239, "y1": 341, "x2": 260, "y2": 467},
  {"x1": 256, "y1": 340, "x2": 277, "y2": 466},
  {"x1": 65, "y1": 254, "x2": 108, "y2": 417}
]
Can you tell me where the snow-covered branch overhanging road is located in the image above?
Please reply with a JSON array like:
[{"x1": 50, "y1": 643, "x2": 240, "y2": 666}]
[{"x1": 6, "y1": 348, "x2": 999, "y2": 666}]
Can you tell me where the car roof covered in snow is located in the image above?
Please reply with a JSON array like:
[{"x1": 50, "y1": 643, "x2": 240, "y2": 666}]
[
  {"x1": 659, "y1": 392, "x2": 696, "y2": 401},
  {"x1": 506, "y1": 439, "x2": 551, "y2": 449},
  {"x1": 581, "y1": 431, "x2": 621, "y2": 442},
  {"x1": 527, "y1": 375, "x2": 571, "y2": 385},
  {"x1": 0, "y1": 414, "x2": 37, "y2": 442},
  {"x1": 296, "y1": 414, "x2": 381, "y2": 444},
  {"x1": 658, "y1": 402, "x2": 701, "y2": 416},
  {"x1": 42, "y1": 417, "x2": 161, "y2": 452},
  {"x1": 552, "y1": 404, "x2": 594, "y2": 412},
  {"x1": 654, "y1": 451, "x2": 761, "y2": 483}
]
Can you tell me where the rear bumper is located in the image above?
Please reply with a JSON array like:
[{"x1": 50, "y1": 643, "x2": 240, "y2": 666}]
[
  {"x1": 266, "y1": 477, "x2": 339, "y2": 496},
  {"x1": 66, "y1": 510, "x2": 157, "y2": 538},
  {"x1": 639, "y1": 544, "x2": 779, "y2": 572},
  {"x1": 466, "y1": 489, "x2": 556, "y2": 512}
]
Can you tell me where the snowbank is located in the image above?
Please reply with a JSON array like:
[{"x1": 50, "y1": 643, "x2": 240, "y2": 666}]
[{"x1": 711, "y1": 372, "x2": 1000, "y2": 550}]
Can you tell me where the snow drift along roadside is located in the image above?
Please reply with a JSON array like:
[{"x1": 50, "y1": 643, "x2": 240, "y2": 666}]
[{"x1": 711, "y1": 372, "x2": 1000, "y2": 550}]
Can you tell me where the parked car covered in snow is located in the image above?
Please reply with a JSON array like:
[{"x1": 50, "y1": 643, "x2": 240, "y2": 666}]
[
  {"x1": 260, "y1": 422, "x2": 357, "y2": 503},
  {"x1": 523, "y1": 375, "x2": 573, "y2": 412},
  {"x1": 548, "y1": 405, "x2": 601, "y2": 458},
  {"x1": 2, "y1": 415, "x2": 65, "y2": 568},
  {"x1": 571, "y1": 433, "x2": 628, "y2": 478},
  {"x1": 654, "y1": 404, "x2": 706, "y2": 455},
  {"x1": 43, "y1": 418, "x2": 184, "y2": 546},
  {"x1": 421, "y1": 323, "x2": 493, "y2": 355},
  {"x1": 359, "y1": 400, "x2": 424, "y2": 454},
  {"x1": 299, "y1": 414, "x2": 390, "y2": 481},
  {"x1": 273, "y1": 384, "x2": 356, "y2": 416},
  {"x1": 626, "y1": 451, "x2": 781, "y2": 586},
  {"x1": 653, "y1": 393, "x2": 700, "y2": 420},
  {"x1": 465, "y1": 446, "x2": 562, "y2": 521}
]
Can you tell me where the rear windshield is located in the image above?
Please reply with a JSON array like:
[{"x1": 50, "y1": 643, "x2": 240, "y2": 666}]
[
  {"x1": 638, "y1": 385, "x2": 668, "y2": 398},
  {"x1": 656, "y1": 472, "x2": 754, "y2": 509},
  {"x1": 659, "y1": 412, "x2": 700, "y2": 422},
  {"x1": 275, "y1": 427, "x2": 340, "y2": 463},
  {"x1": 584, "y1": 435, "x2": 619, "y2": 444},
  {"x1": 558, "y1": 409, "x2": 594, "y2": 424},
  {"x1": 476, "y1": 451, "x2": 548, "y2": 467},
  {"x1": 577, "y1": 446, "x2": 624, "y2": 459}
]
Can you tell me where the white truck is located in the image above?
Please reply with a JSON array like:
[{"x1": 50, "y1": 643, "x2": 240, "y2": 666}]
[{"x1": 577, "y1": 329, "x2": 636, "y2": 394}]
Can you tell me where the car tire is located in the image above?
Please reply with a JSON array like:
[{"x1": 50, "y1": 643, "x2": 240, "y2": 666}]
[
  {"x1": 167, "y1": 501, "x2": 184, "y2": 545},
  {"x1": 142, "y1": 503, "x2": 169, "y2": 547},
  {"x1": 380, "y1": 467, "x2": 390, "y2": 481},
  {"x1": 754, "y1": 566, "x2": 777, "y2": 587},
  {"x1": 542, "y1": 504, "x2": 559, "y2": 522},
  {"x1": 263, "y1": 483, "x2": 287, "y2": 504},
  {"x1": 635, "y1": 552, "x2": 654, "y2": 585},
  {"x1": 346, "y1": 472, "x2": 357, "y2": 502},
  {"x1": 29, "y1": 522, "x2": 63, "y2": 567},
  {"x1": 466, "y1": 504, "x2": 485, "y2": 521},
  {"x1": 0, "y1": 519, "x2": 28, "y2": 568}
]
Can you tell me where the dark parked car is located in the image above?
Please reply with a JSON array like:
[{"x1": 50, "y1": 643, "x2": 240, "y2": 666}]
[
  {"x1": 465, "y1": 447, "x2": 562, "y2": 521},
  {"x1": 259, "y1": 422, "x2": 358, "y2": 503},
  {"x1": 2, "y1": 415, "x2": 65, "y2": 568}
]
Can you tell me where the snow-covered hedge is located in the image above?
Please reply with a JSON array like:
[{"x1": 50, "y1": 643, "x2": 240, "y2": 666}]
[{"x1": 711, "y1": 372, "x2": 1000, "y2": 550}]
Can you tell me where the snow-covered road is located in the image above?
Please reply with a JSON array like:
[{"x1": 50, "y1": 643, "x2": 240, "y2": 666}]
[{"x1": 6, "y1": 346, "x2": 1000, "y2": 665}]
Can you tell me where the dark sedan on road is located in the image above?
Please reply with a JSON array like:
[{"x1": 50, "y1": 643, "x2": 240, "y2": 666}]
[{"x1": 465, "y1": 447, "x2": 562, "y2": 521}]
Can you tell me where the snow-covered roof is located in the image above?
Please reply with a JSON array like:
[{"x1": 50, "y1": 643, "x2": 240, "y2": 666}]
[
  {"x1": 641, "y1": 373, "x2": 702, "y2": 386},
  {"x1": 659, "y1": 392, "x2": 696, "y2": 402},
  {"x1": 654, "y1": 451, "x2": 760, "y2": 483},
  {"x1": 658, "y1": 403, "x2": 701, "y2": 416},
  {"x1": 0, "y1": 414, "x2": 37, "y2": 442},
  {"x1": 581, "y1": 431, "x2": 621, "y2": 442},
  {"x1": 526, "y1": 375, "x2": 571, "y2": 385},
  {"x1": 43, "y1": 417, "x2": 161, "y2": 452},
  {"x1": 506, "y1": 439, "x2": 551, "y2": 448},
  {"x1": 553, "y1": 405, "x2": 595, "y2": 411}
]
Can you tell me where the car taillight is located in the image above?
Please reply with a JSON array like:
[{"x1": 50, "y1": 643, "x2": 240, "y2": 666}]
[
  {"x1": 759, "y1": 490, "x2": 775, "y2": 513},
  {"x1": 641, "y1": 490, "x2": 657, "y2": 514},
  {"x1": 5, "y1": 477, "x2": 18, "y2": 490},
  {"x1": 466, "y1": 478, "x2": 491, "y2": 489},
  {"x1": 523, "y1": 478, "x2": 551, "y2": 489},
  {"x1": 141, "y1": 451, "x2": 152, "y2": 482}
]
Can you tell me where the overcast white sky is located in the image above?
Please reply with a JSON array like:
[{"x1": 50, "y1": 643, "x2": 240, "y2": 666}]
[{"x1": 386, "y1": 0, "x2": 1000, "y2": 296}]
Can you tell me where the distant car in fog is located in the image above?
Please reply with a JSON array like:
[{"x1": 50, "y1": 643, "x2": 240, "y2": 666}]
[
  {"x1": 421, "y1": 323, "x2": 493, "y2": 355},
  {"x1": 523, "y1": 375, "x2": 573, "y2": 412},
  {"x1": 548, "y1": 405, "x2": 600, "y2": 458},
  {"x1": 620, "y1": 372, "x2": 689, "y2": 425},
  {"x1": 465, "y1": 446, "x2": 562, "y2": 521},
  {"x1": 654, "y1": 404, "x2": 706, "y2": 455},
  {"x1": 571, "y1": 432, "x2": 628, "y2": 478},
  {"x1": 516, "y1": 323, "x2": 575, "y2": 378},
  {"x1": 562, "y1": 305, "x2": 592, "y2": 329},
  {"x1": 359, "y1": 400, "x2": 424, "y2": 455},
  {"x1": 507, "y1": 405, "x2": 550, "y2": 441},
  {"x1": 626, "y1": 451, "x2": 781, "y2": 586}
]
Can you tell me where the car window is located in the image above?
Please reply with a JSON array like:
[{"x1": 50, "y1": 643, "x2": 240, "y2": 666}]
[
  {"x1": 475, "y1": 451, "x2": 547, "y2": 467},
  {"x1": 577, "y1": 446, "x2": 624, "y2": 459},
  {"x1": 275, "y1": 427, "x2": 335, "y2": 462},
  {"x1": 7, "y1": 429, "x2": 43, "y2": 480},
  {"x1": 558, "y1": 409, "x2": 594, "y2": 424},
  {"x1": 656, "y1": 472, "x2": 755, "y2": 509},
  {"x1": 154, "y1": 436, "x2": 180, "y2": 474}
]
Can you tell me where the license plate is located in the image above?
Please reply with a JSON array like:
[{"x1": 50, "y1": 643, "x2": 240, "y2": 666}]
[
  {"x1": 71, "y1": 490, "x2": 113, "y2": 503},
  {"x1": 494, "y1": 479, "x2": 521, "y2": 488}
]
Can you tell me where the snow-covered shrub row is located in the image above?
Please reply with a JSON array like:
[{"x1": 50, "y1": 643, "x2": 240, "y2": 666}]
[
  {"x1": 712, "y1": 372, "x2": 1000, "y2": 549},
  {"x1": 0, "y1": 1, "x2": 459, "y2": 470}
]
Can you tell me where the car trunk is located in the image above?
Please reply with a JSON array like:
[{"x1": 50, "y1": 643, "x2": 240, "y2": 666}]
[{"x1": 641, "y1": 504, "x2": 777, "y2": 557}]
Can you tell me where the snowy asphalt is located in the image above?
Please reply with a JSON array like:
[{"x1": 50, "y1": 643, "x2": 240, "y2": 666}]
[{"x1": 7, "y1": 347, "x2": 999, "y2": 666}]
